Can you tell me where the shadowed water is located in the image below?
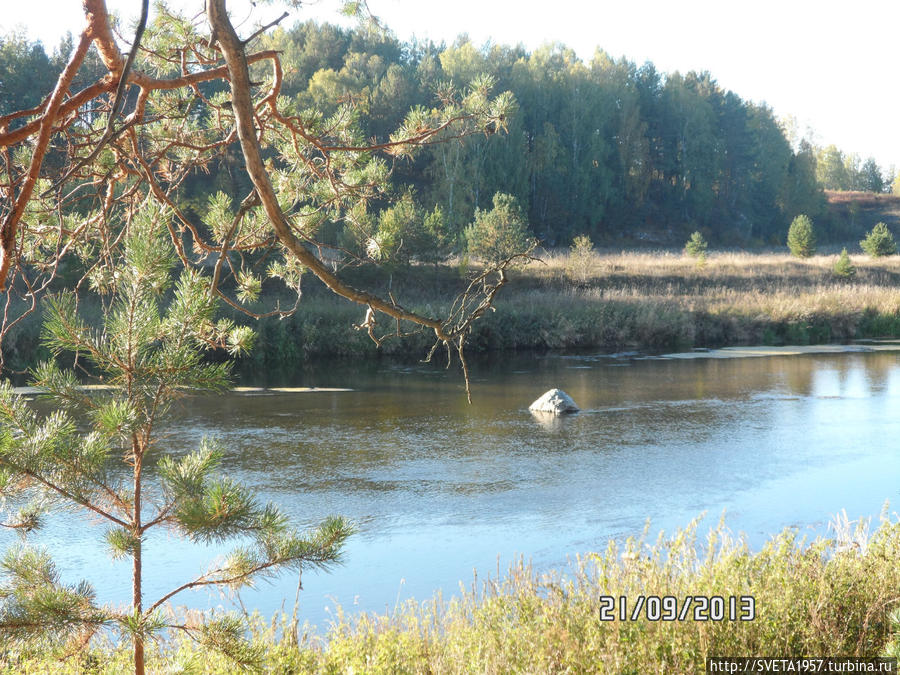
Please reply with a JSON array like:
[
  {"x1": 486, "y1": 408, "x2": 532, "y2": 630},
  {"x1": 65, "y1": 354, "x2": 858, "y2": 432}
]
[{"x1": 10, "y1": 349, "x2": 900, "y2": 629}]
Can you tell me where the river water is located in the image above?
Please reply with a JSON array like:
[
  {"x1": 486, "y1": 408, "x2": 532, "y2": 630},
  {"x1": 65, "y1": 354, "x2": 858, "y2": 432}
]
[{"x1": 8, "y1": 347, "x2": 900, "y2": 629}]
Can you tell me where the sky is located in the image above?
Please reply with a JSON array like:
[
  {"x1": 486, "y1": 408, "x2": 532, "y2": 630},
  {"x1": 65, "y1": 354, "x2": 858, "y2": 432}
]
[{"x1": 5, "y1": 0, "x2": 899, "y2": 172}]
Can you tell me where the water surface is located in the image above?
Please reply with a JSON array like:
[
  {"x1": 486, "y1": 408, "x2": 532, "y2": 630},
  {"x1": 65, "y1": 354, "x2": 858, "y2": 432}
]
[{"x1": 10, "y1": 349, "x2": 900, "y2": 628}]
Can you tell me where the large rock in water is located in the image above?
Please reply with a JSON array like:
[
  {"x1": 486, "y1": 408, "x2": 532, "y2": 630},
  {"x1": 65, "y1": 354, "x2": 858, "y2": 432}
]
[{"x1": 528, "y1": 389, "x2": 579, "y2": 415}]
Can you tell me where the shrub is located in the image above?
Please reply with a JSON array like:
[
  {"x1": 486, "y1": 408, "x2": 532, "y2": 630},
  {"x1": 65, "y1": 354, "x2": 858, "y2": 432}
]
[
  {"x1": 684, "y1": 231, "x2": 708, "y2": 258},
  {"x1": 787, "y1": 215, "x2": 816, "y2": 258},
  {"x1": 860, "y1": 222, "x2": 897, "y2": 258},
  {"x1": 464, "y1": 192, "x2": 532, "y2": 264},
  {"x1": 833, "y1": 248, "x2": 856, "y2": 279},
  {"x1": 18, "y1": 512, "x2": 899, "y2": 673},
  {"x1": 566, "y1": 234, "x2": 594, "y2": 285}
]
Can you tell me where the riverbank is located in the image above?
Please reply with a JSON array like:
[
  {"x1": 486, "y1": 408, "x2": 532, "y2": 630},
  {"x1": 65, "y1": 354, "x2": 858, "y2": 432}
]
[
  {"x1": 240, "y1": 249, "x2": 900, "y2": 375},
  {"x1": 5, "y1": 250, "x2": 900, "y2": 375},
  {"x1": 5, "y1": 514, "x2": 899, "y2": 673}
]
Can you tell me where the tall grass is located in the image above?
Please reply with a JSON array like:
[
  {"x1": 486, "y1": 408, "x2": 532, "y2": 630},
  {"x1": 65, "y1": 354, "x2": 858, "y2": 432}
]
[
  {"x1": 5, "y1": 513, "x2": 900, "y2": 673},
  {"x1": 240, "y1": 250, "x2": 900, "y2": 369},
  {"x1": 6, "y1": 251, "x2": 900, "y2": 375}
]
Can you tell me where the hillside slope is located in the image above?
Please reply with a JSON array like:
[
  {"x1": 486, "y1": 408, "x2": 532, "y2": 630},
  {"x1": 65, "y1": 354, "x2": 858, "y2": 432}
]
[{"x1": 826, "y1": 190, "x2": 900, "y2": 231}]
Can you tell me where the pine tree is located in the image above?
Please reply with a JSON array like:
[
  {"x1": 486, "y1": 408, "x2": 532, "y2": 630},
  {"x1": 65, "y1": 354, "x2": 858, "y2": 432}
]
[
  {"x1": 833, "y1": 248, "x2": 856, "y2": 279},
  {"x1": 787, "y1": 214, "x2": 816, "y2": 258},
  {"x1": 0, "y1": 208, "x2": 351, "y2": 673},
  {"x1": 465, "y1": 192, "x2": 533, "y2": 264},
  {"x1": 684, "y1": 231, "x2": 708, "y2": 257},
  {"x1": 860, "y1": 222, "x2": 897, "y2": 258}
]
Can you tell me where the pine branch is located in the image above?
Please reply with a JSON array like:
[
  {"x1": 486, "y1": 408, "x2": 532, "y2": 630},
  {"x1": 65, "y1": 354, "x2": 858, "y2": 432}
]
[
  {"x1": 0, "y1": 462, "x2": 129, "y2": 529},
  {"x1": 145, "y1": 519, "x2": 350, "y2": 615}
]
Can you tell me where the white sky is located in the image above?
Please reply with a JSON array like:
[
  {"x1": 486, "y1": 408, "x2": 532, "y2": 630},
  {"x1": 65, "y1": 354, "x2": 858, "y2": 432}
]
[{"x1": 4, "y1": 0, "x2": 899, "y2": 171}]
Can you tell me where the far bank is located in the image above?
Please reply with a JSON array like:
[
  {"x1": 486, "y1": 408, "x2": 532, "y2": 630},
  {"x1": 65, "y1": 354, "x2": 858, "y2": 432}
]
[
  {"x1": 238, "y1": 249, "x2": 900, "y2": 375},
  {"x1": 4, "y1": 250, "x2": 900, "y2": 377}
]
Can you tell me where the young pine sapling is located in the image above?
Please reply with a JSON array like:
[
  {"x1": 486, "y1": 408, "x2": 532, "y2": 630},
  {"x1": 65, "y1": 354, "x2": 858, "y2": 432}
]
[{"x1": 0, "y1": 208, "x2": 351, "y2": 674}]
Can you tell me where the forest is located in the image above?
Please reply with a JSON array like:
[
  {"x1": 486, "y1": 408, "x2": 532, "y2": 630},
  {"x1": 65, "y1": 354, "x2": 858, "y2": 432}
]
[
  {"x1": 2, "y1": 19, "x2": 893, "y2": 256},
  {"x1": 5, "y1": 9, "x2": 900, "y2": 674}
]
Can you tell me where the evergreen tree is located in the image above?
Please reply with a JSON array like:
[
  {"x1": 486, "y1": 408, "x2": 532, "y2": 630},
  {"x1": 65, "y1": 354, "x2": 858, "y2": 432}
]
[
  {"x1": 833, "y1": 248, "x2": 856, "y2": 279},
  {"x1": 371, "y1": 192, "x2": 429, "y2": 265},
  {"x1": 787, "y1": 214, "x2": 816, "y2": 258},
  {"x1": 0, "y1": 208, "x2": 351, "y2": 673},
  {"x1": 684, "y1": 231, "x2": 708, "y2": 257},
  {"x1": 860, "y1": 158, "x2": 885, "y2": 193},
  {"x1": 780, "y1": 140, "x2": 826, "y2": 226},
  {"x1": 465, "y1": 192, "x2": 533, "y2": 263},
  {"x1": 860, "y1": 222, "x2": 897, "y2": 257}
]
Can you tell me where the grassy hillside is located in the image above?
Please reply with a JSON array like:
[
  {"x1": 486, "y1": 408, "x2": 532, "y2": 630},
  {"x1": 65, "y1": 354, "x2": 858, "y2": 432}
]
[{"x1": 826, "y1": 190, "x2": 900, "y2": 240}]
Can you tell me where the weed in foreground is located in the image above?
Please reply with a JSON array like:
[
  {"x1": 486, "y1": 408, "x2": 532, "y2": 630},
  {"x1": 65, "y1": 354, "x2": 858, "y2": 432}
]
[{"x1": 4, "y1": 511, "x2": 898, "y2": 673}]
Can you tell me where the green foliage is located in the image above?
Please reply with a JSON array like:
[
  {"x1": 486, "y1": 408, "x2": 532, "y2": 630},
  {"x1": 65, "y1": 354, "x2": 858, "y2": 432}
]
[
  {"x1": 0, "y1": 210, "x2": 352, "y2": 672},
  {"x1": 423, "y1": 205, "x2": 455, "y2": 260},
  {"x1": 814, "y1": 144, "x2": 888, "y2": 193},
  {"x1": 833, "y1": 248, "x2": 856, "y2": 279},
  {"x1": 0, "y1": 545, "x2": 112, "y2": 648},
  {"x1": 370, "y1": 192, "x2": 447, "y2": 265},
  {"x1": 6, "y1": 512, "x2": 900, "y2": 672},
  {"x1": 464, "y1": 193, "x2": 532, "y2": 263},
  {"x1": 787, "y1": 214, "x2": 816, "y2": 258},
  {"x1": 860, "y1": 222, "x2": 897, "y2": 258},
  {"x1": 860, "y1": 157, "x2": 885, "y2": 193},
  {"x1": 565, "y1": 234, "x2": 594, "y2": 286},
  {"x1": 257, "y1": 23, "x2": 832, "y2": 245},
  {"x1": 684, "y1": 231, "x2": 708, "y2": 257},
  {"x1": 3, "y1": 20, "x2": 834, "y2": 263},
  {"x1": 816, "y1": 145, "x2": 851, "y2": 191}
]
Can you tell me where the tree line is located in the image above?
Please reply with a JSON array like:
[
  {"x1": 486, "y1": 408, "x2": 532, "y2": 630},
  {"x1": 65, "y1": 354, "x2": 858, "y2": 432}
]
[
  {"x1": 0, "y1": 7, "x2": 898, "y2": 672},
  {"x1": 814, "y1": 144, "x2": 894, "y2": 194},
  {"x1": 1, "y1": 20, "x2": 894, "y2": 256}
]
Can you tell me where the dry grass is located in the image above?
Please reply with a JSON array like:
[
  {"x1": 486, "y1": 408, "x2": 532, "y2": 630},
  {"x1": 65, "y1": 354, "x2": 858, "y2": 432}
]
[
  {"x1": 6, "y1": 250, "x2": 900, "y2": 374},
  {"x1": 8, "y1": 513, "x2": 900, "y2": 673},
  {"x1": 536, "y1": 247, "x2": 900, "y2": 282},
  {"x1": 825, "y1": 191, "x2": 900, "y2": 230},
  {"x1": 447, "y1": 249, "x2": 900, "y2": 353},
  {"x1": 531, "y1": 249, "x2": 900, "y2": 320}
]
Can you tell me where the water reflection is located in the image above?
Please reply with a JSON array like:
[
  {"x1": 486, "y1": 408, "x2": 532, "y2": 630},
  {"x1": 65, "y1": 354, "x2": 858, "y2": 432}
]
[{"x1": 5, "y1": 349, "x2": 900, "y2": 628}]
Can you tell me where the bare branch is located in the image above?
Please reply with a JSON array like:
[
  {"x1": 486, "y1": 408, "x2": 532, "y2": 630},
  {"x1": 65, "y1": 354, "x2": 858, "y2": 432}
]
[{"x1": 242, "y1": 11, "x2": 290, "y2": 45}]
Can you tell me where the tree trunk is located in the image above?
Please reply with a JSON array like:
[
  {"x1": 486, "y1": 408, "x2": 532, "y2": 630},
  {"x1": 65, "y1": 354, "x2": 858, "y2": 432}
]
[
  {"x1": 132, "y1": 445, "x2": 144, "y2": 675},
  {"x1": 133, "y1": 537, "x2": 144, "y2": 675}
]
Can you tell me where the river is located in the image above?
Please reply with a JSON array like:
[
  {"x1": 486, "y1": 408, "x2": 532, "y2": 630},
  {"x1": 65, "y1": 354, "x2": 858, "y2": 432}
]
[{"x1": 8, "y1": 346, "x2": 900, "y2": 630}]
